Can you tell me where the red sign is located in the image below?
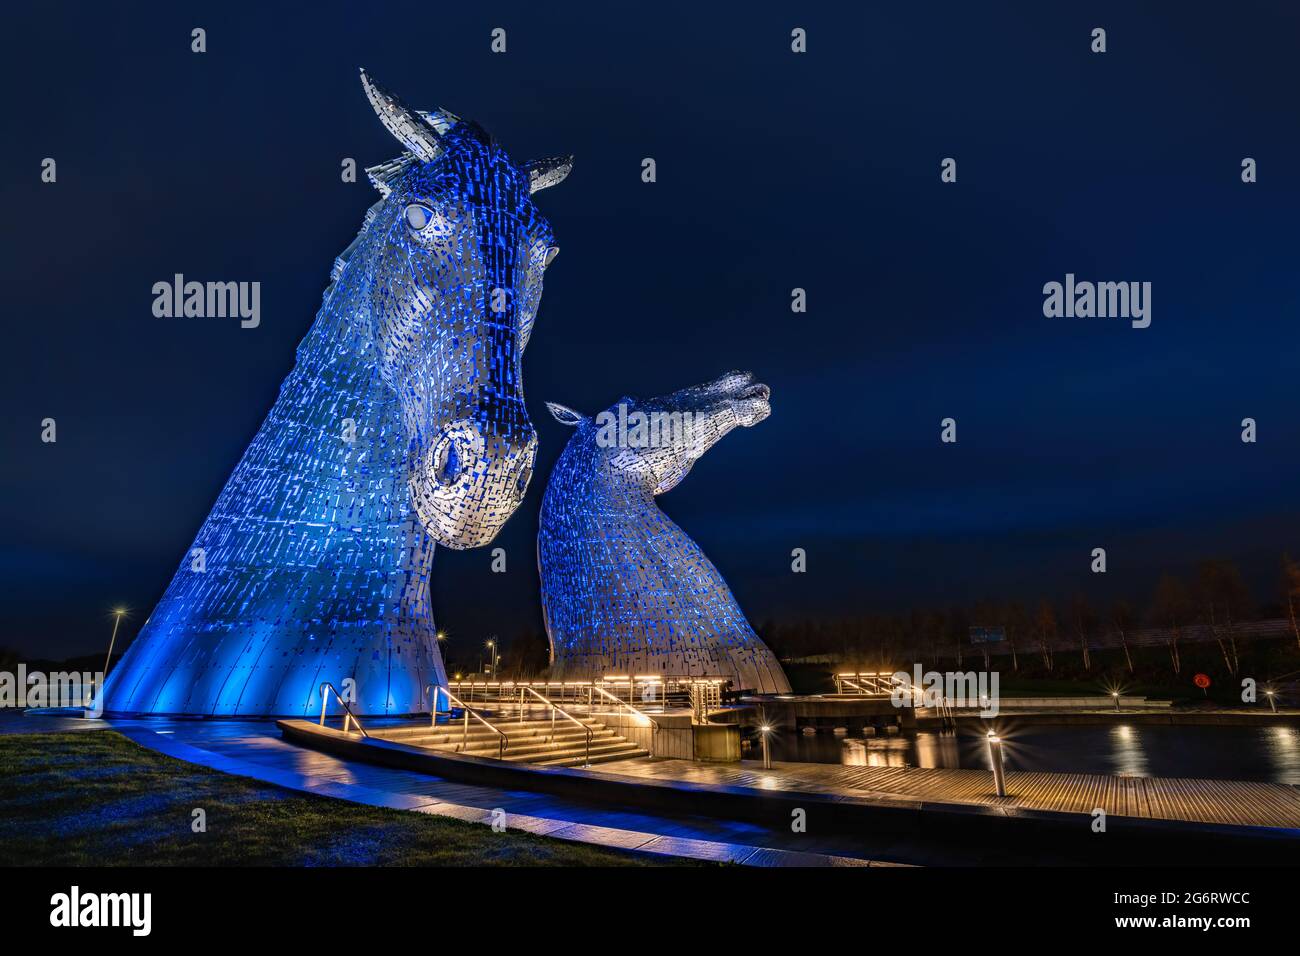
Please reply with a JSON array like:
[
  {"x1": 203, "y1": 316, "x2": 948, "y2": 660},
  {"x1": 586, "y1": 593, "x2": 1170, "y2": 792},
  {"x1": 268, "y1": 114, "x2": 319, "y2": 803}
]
[{"x1": 1193, "y1": 673, "x2": 1211, "y2": 689}]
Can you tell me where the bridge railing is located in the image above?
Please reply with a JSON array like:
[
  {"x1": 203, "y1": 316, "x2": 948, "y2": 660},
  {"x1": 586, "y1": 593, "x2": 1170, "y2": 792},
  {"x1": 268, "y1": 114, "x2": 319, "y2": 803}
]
[{"x1": 317, "y1": 682, "x2": 369, "y2": 737}]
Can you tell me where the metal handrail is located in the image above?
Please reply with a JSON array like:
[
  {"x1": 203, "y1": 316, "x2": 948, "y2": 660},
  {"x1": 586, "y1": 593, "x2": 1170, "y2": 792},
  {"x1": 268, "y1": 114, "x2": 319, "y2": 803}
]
[
  {"x1": 521, "y1": 686, "x2": 591, "y2": 767},
  {"x1": 590, "y1": 685, "x2": 658, "y2": 757},
  {"x1": 318, "y1": 682, "x2": 369, "y2": 737},
  {"x1": 425, "y1": 684, "x2": 508, "y2": 760}
]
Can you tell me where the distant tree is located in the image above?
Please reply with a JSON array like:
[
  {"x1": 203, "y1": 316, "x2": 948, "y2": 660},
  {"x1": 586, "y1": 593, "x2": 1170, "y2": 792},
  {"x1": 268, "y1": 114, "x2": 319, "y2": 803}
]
[
  {"x1": 1282, "y1": 554, "x2": 1300, "y2": 652},
  {"x1": 1001, "y1": 602, "x2": 1026, "y2": 672},
  {"x1": 971, "y1": 600, "x2": 997, "y2": 669},
  {"x1": 948, "y1": 606, "x2": 969, "y2": 669},
  {"x1": 1034, "y1": 600, "x2": 1057, "y2": 671},
  {"x1": 920, "y1": 609, "x2": 947, "y2": 668},
  {"x1": 1196, "y1": 560, "x2": 1249, "y2": 675},
  {"x1": 1110, "y1": 600, "x2": 1136, "y2": 674},
  {"x1": 1148, "y1": 574, "x2": 1191, "y2": 675},
  {"x1": 1068, "y1": 593, "x2": 1096, "y2": 671},
  {"x1": 501, "y1": 629, "x2": 551, "y2": 678}
]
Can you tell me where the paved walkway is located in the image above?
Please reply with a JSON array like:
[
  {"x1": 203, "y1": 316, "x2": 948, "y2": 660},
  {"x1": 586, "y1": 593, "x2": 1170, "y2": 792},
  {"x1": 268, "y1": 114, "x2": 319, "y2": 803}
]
[
  {"x1": 596, "y1": 756, "x2": 1300, "y2": 829},
  {"x1": 0, "y1": 713, "x2": 893, "y2": 867}
]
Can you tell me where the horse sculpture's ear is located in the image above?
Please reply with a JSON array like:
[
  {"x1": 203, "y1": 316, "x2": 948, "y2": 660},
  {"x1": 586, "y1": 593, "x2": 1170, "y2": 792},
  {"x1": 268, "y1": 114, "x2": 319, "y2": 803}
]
[
  {"x1": 359, "y1": 68, "x2": 449, "y2": 163},
  {"x1": 546, "y1": 402, "x2": 587, "y2": 427},
  {"x1": 525, "y1": 156, "x2": 574, "y2": 193}
]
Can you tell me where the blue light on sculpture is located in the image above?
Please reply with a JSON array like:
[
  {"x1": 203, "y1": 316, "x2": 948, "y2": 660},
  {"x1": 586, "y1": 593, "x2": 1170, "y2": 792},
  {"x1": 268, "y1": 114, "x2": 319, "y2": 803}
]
[
  {"x1": 105, "y1": 72, "x2": 570, "y2": 716},
  {"x1": 539, "y1": 372, "x2": 792, "y2": 694}
]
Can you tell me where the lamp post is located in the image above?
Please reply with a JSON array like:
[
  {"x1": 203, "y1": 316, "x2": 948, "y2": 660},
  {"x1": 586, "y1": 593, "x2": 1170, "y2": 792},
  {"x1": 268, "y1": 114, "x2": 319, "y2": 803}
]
[
  {"x1": 485, "y1": 639, "x2": 498, "y2": 677},
  {"x1": 1265, "y1": 689, "x2": 1278, "y2": 714},
  {"x1": 986, "y1": 731, "x2": 1007, "y2": 797},
  {"x1": 1112, "y1": 691, "x2": 1121, "y2": 712},
  {"x1": 102, "y1": 607, "x2": 127, "y2": 693},
  {"x1": 760, "y1": 725, "x2": 772, "y2": 769}
]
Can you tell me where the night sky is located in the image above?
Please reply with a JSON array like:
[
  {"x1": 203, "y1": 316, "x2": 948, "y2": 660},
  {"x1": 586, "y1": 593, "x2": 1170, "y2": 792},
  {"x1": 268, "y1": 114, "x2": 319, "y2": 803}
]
[{"x1": 3, "y1": 3, "x2": 1299, "y2": 662}]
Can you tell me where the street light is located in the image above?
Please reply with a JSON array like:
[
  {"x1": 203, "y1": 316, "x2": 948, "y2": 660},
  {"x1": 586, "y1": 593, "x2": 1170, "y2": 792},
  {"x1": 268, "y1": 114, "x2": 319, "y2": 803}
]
[
  {"x1": 986, "y1": 731, "x2": 1007, "y2": 797},
  {"x1": 102, "y1": 607, "x2": 128, "y2": 693},
  {"x1": 485, "y1": 639, "x2": 498, "y2": 677}
]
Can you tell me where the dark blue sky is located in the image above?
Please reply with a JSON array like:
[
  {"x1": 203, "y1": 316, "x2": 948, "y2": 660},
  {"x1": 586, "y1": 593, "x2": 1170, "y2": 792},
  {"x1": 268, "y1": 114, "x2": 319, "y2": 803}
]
[{"x1": 3, "y1": 2, "x2": 1298, "y2": 660}]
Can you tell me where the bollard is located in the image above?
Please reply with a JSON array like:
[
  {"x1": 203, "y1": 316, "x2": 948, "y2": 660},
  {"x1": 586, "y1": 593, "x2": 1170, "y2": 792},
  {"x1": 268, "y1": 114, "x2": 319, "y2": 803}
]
[
  {"x1": 1266, "y1": 690, "x2": 1278, "y2": 714},
  {"x1": 987, "y1": 732, "x2": 1007, "y2": 797},
  {"x1": 1113, "y1": 691, "x2": 1121, "y2": 712},
  {"x1": 760, "y1": 725, "x2": 772, "y2": 769}
]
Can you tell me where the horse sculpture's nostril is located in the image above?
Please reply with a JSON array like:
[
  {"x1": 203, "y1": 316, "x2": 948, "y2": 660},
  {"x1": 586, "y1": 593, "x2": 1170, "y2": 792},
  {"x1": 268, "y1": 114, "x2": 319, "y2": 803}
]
[
  {"x1": 740, "y1": 383, "x2": 770, "y2": 402},
  {"x1": 432, "y1": 435, "x2": 466, "y2": 486},
  {"x1": 514, "y1": 439, "x2": 537, "y2": 496}
]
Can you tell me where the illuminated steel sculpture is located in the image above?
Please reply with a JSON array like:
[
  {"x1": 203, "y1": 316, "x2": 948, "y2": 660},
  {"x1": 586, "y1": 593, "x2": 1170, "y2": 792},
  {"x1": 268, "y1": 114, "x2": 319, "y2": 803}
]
[
  {"x1": 539, "y1": 372, "x2": 792, "y2": 693},
  {"x1": 106, "y1": 71, "x2": 570, "y2": 716}
]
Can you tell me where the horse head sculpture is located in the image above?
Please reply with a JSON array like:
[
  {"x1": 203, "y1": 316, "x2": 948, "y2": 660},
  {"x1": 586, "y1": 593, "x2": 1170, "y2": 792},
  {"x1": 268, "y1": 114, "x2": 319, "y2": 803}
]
[
  {"x1": 538, "y1": 371, "x2": 791, "y2": 694},
  {"x1": 358, "y1": 69, "x2": 568, "y2": 547},
  {"x1": 104, "y1": 73, "x2": 571, "y2": 716}
]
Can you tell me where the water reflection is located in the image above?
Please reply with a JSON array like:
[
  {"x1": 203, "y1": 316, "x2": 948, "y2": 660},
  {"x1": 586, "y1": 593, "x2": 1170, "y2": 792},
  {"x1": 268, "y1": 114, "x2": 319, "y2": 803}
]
[
  {"x1": 1109, "y1": 725, "x2": 1149, "y2": 777},
  {"x1": 760, "y1": 723, "x2": 1300, "y2": 783}
]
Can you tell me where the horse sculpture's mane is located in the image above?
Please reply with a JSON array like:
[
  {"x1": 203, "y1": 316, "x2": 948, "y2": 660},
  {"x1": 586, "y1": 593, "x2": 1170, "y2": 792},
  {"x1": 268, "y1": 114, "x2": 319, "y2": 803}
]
[
  {"x1": 538, "y1": 373, "x2": 792, "y2": 694},
  {"x1": 105, "y1": 72, "x2": 570, "y2": 717}
]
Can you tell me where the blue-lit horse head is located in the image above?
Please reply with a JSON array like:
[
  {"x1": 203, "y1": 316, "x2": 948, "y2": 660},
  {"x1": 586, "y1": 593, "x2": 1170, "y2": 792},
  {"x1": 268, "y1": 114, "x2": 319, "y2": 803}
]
[
  {"x1": 537, "y1": 370, "x2": 791, "y2": 694},
  {"x1": 357, "y1": 70, "x2": 570, "y2": 547},
  {"x1": 102, "y1": 73, "x2": 571, "y2": 717},
  {"x1": 546, "y1": 370, "x2": 772, "y2": 498}
]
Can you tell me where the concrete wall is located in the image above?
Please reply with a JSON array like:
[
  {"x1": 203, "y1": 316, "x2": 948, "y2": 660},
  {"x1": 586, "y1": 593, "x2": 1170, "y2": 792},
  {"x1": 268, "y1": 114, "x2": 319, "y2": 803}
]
[{"x1": 596, "y1": 711, "x2": 694, "y2": 759}]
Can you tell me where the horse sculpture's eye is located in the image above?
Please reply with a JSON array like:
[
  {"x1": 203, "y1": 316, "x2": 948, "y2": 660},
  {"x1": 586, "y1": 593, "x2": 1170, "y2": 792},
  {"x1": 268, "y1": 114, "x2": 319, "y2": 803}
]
[
  {"x1": 405, "y1": 203, "x2": 435, "y2": 231},
  {"x1": 543, "y1": 246, "x2": 560, "y2": 268}
]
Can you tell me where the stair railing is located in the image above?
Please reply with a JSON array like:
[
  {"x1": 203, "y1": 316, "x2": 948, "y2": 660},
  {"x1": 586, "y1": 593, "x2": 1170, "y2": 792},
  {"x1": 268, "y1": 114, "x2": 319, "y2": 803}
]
[
  {"x1": 318, "y1": 682, "x2": 369, "y2": 738},
  {"x1": 590, "y1": 685, "x2": 658, "y2": 758},
  {"x1": 521, "y1": 686, "x2": 591, "y2": 767},
  {"x1": 425, "y1": 684, "x2": 508, "y2": 760}
]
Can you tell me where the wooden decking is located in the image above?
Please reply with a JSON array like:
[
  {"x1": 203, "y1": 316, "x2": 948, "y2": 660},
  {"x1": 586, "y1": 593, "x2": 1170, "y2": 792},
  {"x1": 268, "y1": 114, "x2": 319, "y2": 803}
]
[{"x1": 597, "y1": 757, "x2": 1300, "y2": 830}]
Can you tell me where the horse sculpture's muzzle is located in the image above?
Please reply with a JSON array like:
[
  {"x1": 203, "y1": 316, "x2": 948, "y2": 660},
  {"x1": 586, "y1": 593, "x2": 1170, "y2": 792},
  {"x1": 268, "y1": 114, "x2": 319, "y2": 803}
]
[{"x1": 410, "y1": 418, "x2": 538, "y2": 549}]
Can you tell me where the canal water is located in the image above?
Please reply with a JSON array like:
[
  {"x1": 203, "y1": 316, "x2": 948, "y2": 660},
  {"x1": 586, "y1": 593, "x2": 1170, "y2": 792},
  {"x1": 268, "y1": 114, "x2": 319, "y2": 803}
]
[{"x1": 759, "y1": 723, "x2": 1300, "y2": 784}]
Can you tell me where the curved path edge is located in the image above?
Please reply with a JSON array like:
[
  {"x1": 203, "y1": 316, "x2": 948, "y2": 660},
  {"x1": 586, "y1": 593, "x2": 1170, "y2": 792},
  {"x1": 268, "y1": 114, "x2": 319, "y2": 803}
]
[{"x1": 115, "y1": 722, "x2": 883, "y2": 867}]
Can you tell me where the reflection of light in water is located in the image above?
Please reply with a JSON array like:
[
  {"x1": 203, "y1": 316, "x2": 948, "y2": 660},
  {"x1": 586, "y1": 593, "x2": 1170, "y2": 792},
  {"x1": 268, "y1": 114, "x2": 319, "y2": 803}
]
[
  {"x1": 842, "y1": 740, "x2": 867, "y2": 766},
  {"x1": 788, "y1": 723, "x2": 1300, "y2": 782},
  {"x1": 840, "y1": 737, "x2": 913, "y2": 767},
  {"x1": 1109, "y1": 724, "x2": 1149, "y2": 777},
  {"x1": 1268, "y1": 726, "x2": 1300, "y2": 785},
  {"x1": 912, "y1": 732, "x2": 960, "y2": 769}
]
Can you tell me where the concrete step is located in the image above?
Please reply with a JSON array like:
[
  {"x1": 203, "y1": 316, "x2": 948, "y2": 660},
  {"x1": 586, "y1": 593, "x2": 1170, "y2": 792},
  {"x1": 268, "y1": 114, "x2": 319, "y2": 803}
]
[
  {"x1": 533, "y1": 746, "x2": 649, "y2": 768},
  {"x1": 501, "y1": 739, "x2": 642, "y2": 764},
  {"x1": 492, "y1": 733, "x2": 622, "y2": 759},
  {"x1": 376, "y1": 723, "x2": 606, "y2": 742},
  {"x1": 403, "y1": 729, "x2": 619, "y2": 757},
  {"x1": 368, "y1": 717, "x2": 645, "y2": 767},
  {"x1": 372, "y1": 721, "x2": 605, "y2": 743}
]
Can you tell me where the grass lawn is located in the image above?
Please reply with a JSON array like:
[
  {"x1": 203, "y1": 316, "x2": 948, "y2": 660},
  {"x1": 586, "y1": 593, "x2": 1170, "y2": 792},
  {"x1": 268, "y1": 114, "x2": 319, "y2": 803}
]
[{"x1": 0, "y1": 731, "x2": 693, "y2": 866}]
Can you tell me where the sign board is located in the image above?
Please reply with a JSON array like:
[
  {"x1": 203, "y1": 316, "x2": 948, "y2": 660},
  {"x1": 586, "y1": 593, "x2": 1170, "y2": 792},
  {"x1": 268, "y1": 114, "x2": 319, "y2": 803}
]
[{"x1": 969, "y1": 626, "x2": 1006, "y2": 645}]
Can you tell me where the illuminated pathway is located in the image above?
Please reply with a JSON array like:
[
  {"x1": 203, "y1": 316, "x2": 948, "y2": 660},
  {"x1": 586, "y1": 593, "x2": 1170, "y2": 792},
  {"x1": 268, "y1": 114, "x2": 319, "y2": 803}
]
[
  {"x1": 7, "y1": 713, "x2": 1297, "y2": 864},
  {"x1": 595, "y1": 757, "x2": 1300, "y2": 830},
  {"x1": 0, "y1": 714, "x2": 884, "y2": 866}
]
